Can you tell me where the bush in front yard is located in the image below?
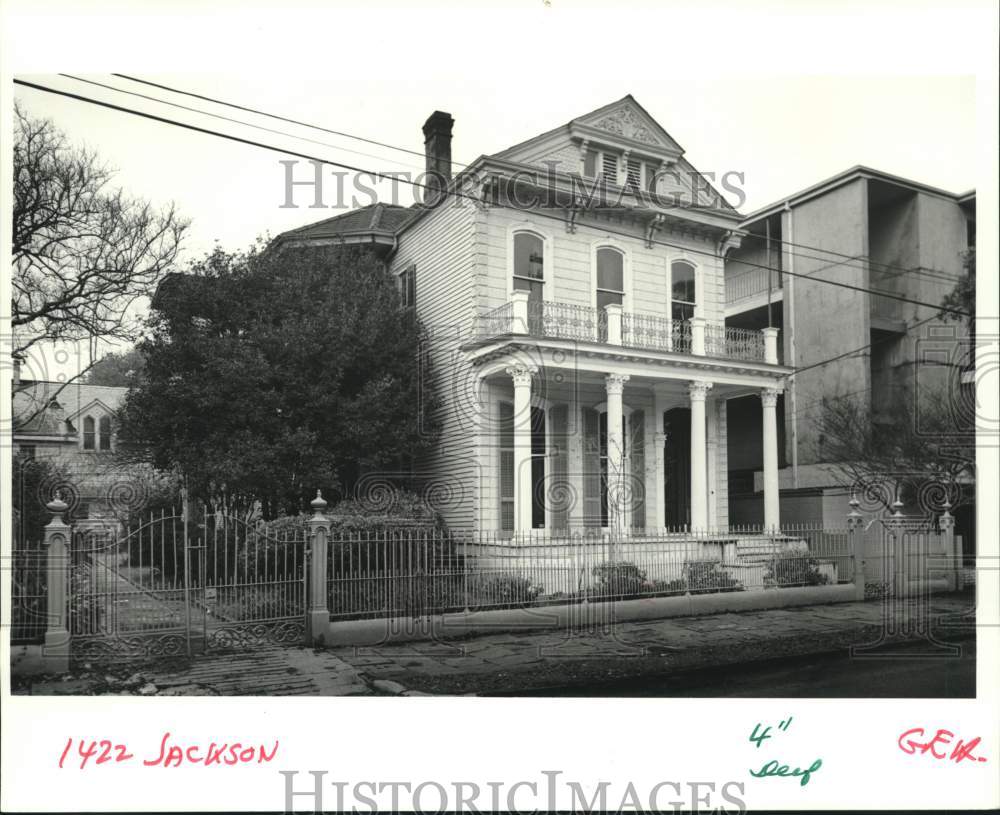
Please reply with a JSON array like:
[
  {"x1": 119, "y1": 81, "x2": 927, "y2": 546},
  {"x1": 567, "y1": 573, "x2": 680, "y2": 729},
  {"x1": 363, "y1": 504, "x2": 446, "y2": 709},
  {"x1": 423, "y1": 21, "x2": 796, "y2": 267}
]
[
  {"x1": 764, "y1": 553, "x2": 831, "y2": 588},
  {"x1": 663, "y1": 560, "x2": 744, "y2": 595}
]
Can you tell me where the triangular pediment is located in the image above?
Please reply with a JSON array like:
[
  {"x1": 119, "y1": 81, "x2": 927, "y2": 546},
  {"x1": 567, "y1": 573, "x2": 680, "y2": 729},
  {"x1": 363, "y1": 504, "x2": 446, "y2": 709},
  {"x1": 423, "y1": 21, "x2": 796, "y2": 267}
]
[{"x1": 571, "y1": 96, "x2": 684, "y2": 156}]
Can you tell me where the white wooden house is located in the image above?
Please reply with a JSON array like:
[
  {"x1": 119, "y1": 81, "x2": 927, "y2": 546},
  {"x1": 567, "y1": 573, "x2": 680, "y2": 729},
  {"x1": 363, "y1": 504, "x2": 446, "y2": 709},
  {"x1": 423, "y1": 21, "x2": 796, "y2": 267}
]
[{"x1": 281, "y1": 96, "x2": 791, "y2": 535}]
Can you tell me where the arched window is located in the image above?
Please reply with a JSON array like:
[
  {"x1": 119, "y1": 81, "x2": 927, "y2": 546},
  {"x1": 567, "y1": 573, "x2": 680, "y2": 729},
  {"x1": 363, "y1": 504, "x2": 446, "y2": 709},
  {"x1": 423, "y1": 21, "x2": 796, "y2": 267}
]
[
  {"x1": 83, "y1": 416, "x2": 95, "y2": 450},
  {"x1": 512, "y1": 232, "x2": 545, "y2": 301},
  {"x1": 595, "y1": 247, "x2": 625, "y2": 310},
  {"x1": 98, "y1": 415, "x2": 112, "y2": 451},
  {"x1": 671, "y1": 260, "x2": 696, "y2": 321}
]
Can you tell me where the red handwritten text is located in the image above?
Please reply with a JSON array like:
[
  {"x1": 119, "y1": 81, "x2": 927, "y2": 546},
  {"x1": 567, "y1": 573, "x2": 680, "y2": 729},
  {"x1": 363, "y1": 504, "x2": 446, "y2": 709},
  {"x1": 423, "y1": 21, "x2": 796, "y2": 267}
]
[
  {"x1": 898, "y1": 728, "x2": 988, "y2": 764},
  {"x1": 58, "y1": 734, "x2": 279, "y2": 769}
]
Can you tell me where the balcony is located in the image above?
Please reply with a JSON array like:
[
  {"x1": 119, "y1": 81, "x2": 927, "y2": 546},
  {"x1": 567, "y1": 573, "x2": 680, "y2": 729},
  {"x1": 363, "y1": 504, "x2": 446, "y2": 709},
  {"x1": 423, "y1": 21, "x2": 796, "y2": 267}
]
[
  {"x1": 474, "y1": 294, "x2": 779, "y2": 366},
  {"x1": 725, "y1": 267, "x2": 782, "y2": 308}
]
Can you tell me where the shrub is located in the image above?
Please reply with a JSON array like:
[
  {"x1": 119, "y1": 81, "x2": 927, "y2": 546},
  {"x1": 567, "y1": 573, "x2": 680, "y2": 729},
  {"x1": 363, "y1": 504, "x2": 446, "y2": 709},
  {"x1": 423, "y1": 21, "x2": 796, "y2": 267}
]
[
  {"x1": 467, "y1": 573, "x2": 542, "y2": 608},
  {"x1": 590, "y1": 561, "x2": 652, "y2": 599},
  {"x1": 764, "y1": 553, "x2": 831, "y2": 588},
  {"x1": 664, "y1": 560, "x2": 744, "y2": 594}
]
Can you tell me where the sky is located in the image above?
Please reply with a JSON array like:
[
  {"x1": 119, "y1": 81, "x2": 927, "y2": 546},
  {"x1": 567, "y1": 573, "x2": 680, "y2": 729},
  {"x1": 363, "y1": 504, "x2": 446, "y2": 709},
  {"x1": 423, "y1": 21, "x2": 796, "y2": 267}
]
[{"x1": 11, "y1": 73, "x2": 979, "y2": 379}]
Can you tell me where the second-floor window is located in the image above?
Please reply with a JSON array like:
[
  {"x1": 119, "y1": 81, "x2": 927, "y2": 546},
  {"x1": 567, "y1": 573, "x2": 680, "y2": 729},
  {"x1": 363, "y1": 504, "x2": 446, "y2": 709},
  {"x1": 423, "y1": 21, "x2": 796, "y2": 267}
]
[
  {"x1": 671, "y1": 260, "x2": 697, "y2": 321},
  {"x1": 398, "y1": 264, "x2": 416, "y2": 308},
  {"x1": 513, "y1": 232, "x2": 545, "y2": 300},
  {"x1": 83, "y1": 416, "x2": 96, "y2": 450},
  {"x1": 83, "y1": 414, "x2": 112, "y2": 451},
  {"x1": 583, "y1": 148, "x2": 620, "y2": 185},
  {"x1": 595, "y1": 247, "x2": 625, "y2": 310}
]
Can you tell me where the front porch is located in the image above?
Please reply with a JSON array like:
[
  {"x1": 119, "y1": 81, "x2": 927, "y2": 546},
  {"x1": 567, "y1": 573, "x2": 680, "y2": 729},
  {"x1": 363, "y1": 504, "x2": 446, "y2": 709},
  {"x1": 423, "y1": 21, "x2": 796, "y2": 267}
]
[{"x1": 472, "y1": 346, "x2": 788, "y2": 537}]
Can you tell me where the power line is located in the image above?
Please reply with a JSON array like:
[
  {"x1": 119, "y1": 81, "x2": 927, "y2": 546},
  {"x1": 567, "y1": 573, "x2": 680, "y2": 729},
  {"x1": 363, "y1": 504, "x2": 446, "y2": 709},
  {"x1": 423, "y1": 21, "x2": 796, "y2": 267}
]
[
  {"x1": 112, "y1": 73, "x2": 438, "y2": 165},
  {"x1": 60, "y1": 74, "x2": 430, "y2": 175},
  {"x1": 14, "y1": 77, "x2": 973, "y2": 321},
  {"x1": 62, "y1": 76, "x2": 970, "y2": 294},
  {"x1": 113, "y1": 75, "x2": 970, "y2": 288}
]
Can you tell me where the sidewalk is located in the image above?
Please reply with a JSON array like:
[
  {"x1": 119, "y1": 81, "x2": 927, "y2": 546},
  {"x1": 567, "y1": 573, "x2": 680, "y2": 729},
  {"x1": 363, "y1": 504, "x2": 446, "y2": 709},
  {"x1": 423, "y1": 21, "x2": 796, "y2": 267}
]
[
  {"x1": 329, "y1": 591, "x2": 977, "y2": 695},
  {"x1": 12, "y1": 591, "x2": 975, "y2": 697}
]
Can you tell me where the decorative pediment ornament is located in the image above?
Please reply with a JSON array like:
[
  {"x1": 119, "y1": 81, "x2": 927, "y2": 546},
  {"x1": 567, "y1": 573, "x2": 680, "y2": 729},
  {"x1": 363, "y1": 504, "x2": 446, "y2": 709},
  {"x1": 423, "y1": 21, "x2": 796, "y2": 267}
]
[{"x1": 593, "y1": 107, "x2": 658, "y2": 145}]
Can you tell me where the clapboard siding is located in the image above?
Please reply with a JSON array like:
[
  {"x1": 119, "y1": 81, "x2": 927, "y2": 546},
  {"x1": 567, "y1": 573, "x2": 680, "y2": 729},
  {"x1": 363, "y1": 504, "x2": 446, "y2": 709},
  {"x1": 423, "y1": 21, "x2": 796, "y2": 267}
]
[
  {"x1": 391, "y1": 200, "x2": 478, "y2": 530},
  {"x1": 475, "y1": 205, "x2": 726, "y2": 323}
]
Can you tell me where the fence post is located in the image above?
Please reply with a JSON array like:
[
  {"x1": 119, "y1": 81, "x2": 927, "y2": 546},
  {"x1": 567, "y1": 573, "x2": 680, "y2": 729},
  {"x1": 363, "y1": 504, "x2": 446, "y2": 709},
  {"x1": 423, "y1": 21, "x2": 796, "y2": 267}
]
[
  {"x1": 847, "y1": 494, "x2": 865, "y2": 601},
  {"x1": 604, "y1": 303, "x2": 623, "y2": 345},
  {"x1": 938, "y1": 501, "x2": 957, "y2": 592},
  {"x1": 43, "y1": 496, "x2": 72, "y2": 672},
  {"x1": 690, "y1": 316, "x2": 706, "y2": 356},
  {"x1": 305, "y1": 491, "x2": 331, "y2": 646}
]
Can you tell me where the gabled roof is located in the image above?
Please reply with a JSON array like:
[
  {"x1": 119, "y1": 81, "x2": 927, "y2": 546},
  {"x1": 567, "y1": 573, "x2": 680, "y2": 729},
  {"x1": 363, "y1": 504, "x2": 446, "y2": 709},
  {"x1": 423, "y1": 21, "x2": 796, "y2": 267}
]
[
  {"x1": 495, "y1": 94, "x2": 687, "y2": 163},
  {"x1": 13, "y1": 381, "x2": 128, "y2": 435}
]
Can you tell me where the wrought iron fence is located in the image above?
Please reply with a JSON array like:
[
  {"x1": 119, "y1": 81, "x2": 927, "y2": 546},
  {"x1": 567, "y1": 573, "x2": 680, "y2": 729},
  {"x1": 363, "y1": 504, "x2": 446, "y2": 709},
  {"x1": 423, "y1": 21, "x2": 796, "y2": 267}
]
[
  {"x1": 326, "y1": 526, "x2": 854, "y2": 622},
  {"x1": 10, "y1": 539, "x2": 47, "y2": 644},
  {"x1": 529, "y1": 300, "x2": 604, "y2": 341},
  {"x1": 476, "y1": 301, "x2": 514, "y2": 338},
  {"x1": 622, "y1": 312, "x2": 691, "y2": 353}
]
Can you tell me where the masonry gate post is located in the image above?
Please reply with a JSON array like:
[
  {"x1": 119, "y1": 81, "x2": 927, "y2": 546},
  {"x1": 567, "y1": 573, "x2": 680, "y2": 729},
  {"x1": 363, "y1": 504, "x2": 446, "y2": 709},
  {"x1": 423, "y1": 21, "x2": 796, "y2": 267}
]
[
  {"x1": 43, "y1": 496, "x2": 72, "y2": 672},
  {"x1": 847, "y1": 494, "x2": 865, "y2": 601},
  {"x1": 938, "y1": 501, "x2": 957, "y2": 592},
  {"x1": 305, "y1": 491, "x2": 331, "y2": 646}
]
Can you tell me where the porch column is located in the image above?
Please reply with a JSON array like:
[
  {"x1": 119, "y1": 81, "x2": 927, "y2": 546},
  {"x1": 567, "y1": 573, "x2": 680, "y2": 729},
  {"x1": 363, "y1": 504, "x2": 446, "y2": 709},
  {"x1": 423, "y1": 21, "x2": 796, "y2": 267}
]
[
  {"x1": 508, "y1": 365, "x2": 536, "y2": 534},
  {"x1": 762, "y1": 386, "x2": 781, "y2": 531},
  {"x1": 688, "y1": 381, "x2": 712, "y2": 531},
  {"x1": 605, "y1": 373, "x2": 630, "y2": 535}
]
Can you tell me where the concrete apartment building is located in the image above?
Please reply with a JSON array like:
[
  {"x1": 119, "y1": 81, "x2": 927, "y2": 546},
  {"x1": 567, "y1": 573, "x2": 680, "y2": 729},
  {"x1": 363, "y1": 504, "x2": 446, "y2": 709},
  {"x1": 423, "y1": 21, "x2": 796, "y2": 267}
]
[{"x1": 724, "y1": 167, "x2": 976, "y2": 547}]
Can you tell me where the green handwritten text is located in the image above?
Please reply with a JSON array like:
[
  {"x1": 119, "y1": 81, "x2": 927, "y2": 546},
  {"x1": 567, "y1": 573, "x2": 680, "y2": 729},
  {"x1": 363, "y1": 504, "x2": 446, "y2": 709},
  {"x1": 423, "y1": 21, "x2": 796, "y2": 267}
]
[{"x1": 749, "y1": 758, "x2": 823, "y2": 787}]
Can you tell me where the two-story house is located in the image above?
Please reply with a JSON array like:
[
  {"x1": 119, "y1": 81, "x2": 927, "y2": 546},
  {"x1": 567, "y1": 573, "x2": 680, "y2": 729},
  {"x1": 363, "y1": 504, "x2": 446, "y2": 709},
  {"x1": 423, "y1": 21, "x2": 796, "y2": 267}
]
[
  {"x1": 723, "y1": 168, "x2": 976, "y2": 553},
  {"x1": 279, "y1": 96, "x2": 791, "y2": 535}
]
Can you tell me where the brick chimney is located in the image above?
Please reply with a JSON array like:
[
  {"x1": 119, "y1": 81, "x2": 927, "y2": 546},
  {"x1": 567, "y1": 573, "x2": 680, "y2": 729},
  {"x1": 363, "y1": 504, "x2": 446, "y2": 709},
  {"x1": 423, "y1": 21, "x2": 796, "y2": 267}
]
[{"x1": 422, "y1": 111, "x2": 454, "y2": 205}]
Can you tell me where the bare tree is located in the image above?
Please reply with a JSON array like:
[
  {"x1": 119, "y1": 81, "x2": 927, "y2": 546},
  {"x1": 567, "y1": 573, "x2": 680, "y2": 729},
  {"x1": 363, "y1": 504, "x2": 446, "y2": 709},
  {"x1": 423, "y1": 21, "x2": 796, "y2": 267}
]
[
  {"x1": 12, "y1": 101, "x2": 188, "y2": 358},
  {"x1": 815, "y1": 386, "x2": 974, "y2": 514}
]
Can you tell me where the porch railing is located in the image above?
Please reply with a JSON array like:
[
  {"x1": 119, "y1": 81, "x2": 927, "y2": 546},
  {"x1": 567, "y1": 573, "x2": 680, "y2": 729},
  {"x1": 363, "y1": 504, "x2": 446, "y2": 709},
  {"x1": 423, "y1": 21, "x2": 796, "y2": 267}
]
[
  {"x1": 726, "y1": 267, "x2": 782, "y2": 304},
  {"x1": 475, "y1": 299, "x2": 774, "y2": 364}
]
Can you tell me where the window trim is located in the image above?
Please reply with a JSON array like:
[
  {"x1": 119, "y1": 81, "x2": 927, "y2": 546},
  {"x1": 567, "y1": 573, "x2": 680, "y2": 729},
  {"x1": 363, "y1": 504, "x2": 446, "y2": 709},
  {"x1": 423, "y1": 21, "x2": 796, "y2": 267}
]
[
  {"x1": 669, "y1": 257, "x2": 700, "y2": 320},
  {"x1": 82, "y1": 415, "x2": 96, "y2": 451},
  {"x1": 397, "y1": 263, "x2": 416, "y2": 309},
  {"x1": 507, "y1": 225, "x2": 554, "y2": 302},
  {"x1": 590, "y1": 241, "x2": 632, "y2": 313}
]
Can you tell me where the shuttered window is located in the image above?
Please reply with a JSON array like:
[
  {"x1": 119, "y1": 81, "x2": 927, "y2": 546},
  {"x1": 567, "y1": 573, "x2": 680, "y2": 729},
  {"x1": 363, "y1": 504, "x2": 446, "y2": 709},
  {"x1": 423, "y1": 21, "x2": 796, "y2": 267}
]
[
  {"x1": 98, "y1": 416, "x2": 112, "y2": 451},
  {"x1": 399, "y1": 264, "x2": 416, "y2": 308},
  {"x1": 626, "y1": 159, "x2": 642, "y2": 192},
  {"x1": 671, "y1": 260, "x2": 697, "y2": 322},
  {"x1": 499, "y1": 402, "x2": 514, "y2": 532},
  {"x1": 601, "y1": 152, "x2": 618, "y2": 183},
  {"x1": 83, "y1": 416, "x2": 95, "y2": 450}
]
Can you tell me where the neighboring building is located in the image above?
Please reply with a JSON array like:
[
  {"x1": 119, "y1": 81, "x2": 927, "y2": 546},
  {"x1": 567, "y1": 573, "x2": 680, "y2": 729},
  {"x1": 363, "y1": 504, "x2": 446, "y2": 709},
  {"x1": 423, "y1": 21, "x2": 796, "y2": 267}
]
[
  {"x1": 723, "y1": 168, "x2": 976, "y2": 549},
  {"x1": 12, "y1": 358, "x2": 130, "y2": 527},
  {"x1": 279, "y1": 96, "x2": 792, "y2": 534}
]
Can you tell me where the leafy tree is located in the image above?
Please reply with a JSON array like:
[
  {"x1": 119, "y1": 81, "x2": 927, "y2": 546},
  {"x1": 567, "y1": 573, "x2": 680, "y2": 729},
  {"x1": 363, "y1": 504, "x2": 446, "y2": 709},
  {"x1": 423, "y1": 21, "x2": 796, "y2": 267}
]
[
  {"x1": 12, "y1": 101, "x2": 187, "y2": 359},
  {"x1": 84, "y1": 348, "x2": 146, "y2": 386},
  {"x1": 119, "y1": 242, "x2": 439, "y2": 518},
  {"x1": 940, "y1": 248, "x2": 975, "y2": 325}
]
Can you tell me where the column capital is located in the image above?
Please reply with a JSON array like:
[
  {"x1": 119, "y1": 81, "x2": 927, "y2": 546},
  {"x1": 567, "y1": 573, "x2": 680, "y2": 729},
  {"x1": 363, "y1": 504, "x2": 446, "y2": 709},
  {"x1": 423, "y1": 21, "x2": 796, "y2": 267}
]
[
  {"x1": 761, "y1": 386, "x2": 781, "y2": 408},
  {"x1": 506, "y1": 365, "x2": 537, "y2": 386},
  {"x1": 688, "y1": 380, "x2": 712, "y2": 401},
  {"x1": 605, "y1": 373, "x2": 630, "y2": 395}
]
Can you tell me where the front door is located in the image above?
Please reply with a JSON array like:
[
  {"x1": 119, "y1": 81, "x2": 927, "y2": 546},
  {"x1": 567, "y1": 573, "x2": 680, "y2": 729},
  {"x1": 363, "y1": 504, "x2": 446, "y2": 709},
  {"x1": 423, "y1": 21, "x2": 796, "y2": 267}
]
[{"x1": 663, "y1": 408, "x2": 691, "y2": 528}]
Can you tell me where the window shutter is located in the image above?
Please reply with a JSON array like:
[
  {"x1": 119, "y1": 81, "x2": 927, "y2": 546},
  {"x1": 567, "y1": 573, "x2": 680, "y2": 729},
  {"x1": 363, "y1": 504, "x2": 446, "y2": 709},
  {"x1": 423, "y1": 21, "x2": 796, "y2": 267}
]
[
  {"x1": 626, "y1": 159, "x2": 642, "y2": 191},
  {"x1": 630, "y1": 410, "x2": 646, "y2": 529},
  {"x1": 601, "y1": 152, "x2": 618, "y2": 183},
  {"x1": 499, "y1": 402, "x2": 514, "y2": 532},
  {"x1": 582, "y1": 407, "x2": 602, "y2": 527},
  {"x1": 549, "y1": 404, "x2": 569, "y2": 529},
  {"x1": 583, "y1": 149, "x2": 598, "y2": 178}
]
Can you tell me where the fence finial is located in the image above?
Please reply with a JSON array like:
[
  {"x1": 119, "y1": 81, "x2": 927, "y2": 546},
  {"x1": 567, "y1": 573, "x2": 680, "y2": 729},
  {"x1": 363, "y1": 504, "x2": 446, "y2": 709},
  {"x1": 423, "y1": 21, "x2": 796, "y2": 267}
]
[
  {"x1": 46, "y1": 493, "x2": 68, "y2": 519},
  {"x1": 847, "y1": 493, "x2": 863, "y2": 531},
  {"x1": 311, "y1": 490, "x2": 328, "y2": 514}
]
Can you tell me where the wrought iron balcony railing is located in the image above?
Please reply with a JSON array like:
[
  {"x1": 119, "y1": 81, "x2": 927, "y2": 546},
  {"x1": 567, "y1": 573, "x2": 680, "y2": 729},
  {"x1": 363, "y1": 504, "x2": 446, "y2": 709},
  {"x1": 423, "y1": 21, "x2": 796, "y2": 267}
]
[{"x1": 474, "y1": 296, "x2": 778, "y2": 365}]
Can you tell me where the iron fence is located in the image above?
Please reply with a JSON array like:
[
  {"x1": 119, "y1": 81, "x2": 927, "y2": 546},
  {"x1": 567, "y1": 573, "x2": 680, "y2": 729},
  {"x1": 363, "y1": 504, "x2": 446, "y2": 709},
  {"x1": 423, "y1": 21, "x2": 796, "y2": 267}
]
[
  {"x1": 10, "y1": 539, "x2": 47, "y2": 644},
  {"x1": 704, "y1": 323, "x2": 767, "y2": 362},
  {"x1": 326, "y1": 526, "x2": 854, "y2": 621}
]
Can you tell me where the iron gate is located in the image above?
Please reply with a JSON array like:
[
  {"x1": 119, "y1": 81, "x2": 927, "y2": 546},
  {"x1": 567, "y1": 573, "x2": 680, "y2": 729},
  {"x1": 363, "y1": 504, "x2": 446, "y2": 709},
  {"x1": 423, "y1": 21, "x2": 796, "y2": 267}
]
[{"x1": 69, "y1": 508, "x2": 306, "y2": 662}]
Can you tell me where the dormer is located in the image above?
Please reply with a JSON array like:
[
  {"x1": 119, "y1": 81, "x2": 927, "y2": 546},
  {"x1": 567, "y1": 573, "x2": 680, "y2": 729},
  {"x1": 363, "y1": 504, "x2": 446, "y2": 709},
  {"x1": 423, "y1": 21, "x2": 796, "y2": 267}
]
[{"x1": 66, "y1": 398, "x2": 117, "y2": 452}]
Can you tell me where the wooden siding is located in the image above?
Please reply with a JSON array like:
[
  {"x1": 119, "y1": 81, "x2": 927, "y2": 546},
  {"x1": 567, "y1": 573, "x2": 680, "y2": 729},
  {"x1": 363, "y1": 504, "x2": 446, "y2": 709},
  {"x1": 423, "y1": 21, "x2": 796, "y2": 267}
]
[
  {"x1": 475, "y1": 205, "x2": 725, "y2": 324},
  {"x1": 391, "y1": 199, "x2": 479, "y2": 530}
]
